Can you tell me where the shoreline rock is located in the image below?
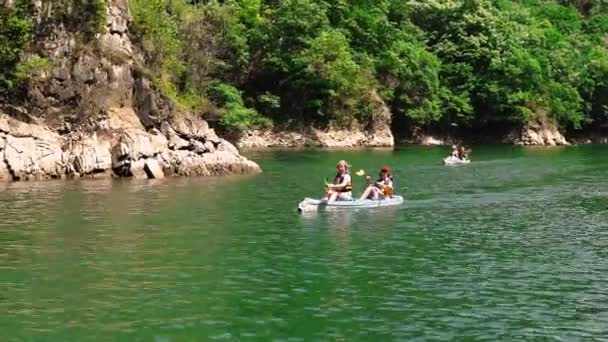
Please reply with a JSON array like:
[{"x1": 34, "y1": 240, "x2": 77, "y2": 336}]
[
  {"x1": 0, "y1": 111, "x2": 260, "y2": 182},
  {"x1": 237, "y1": 122, "x2": 608, "y2": 150},
  {"x1": 513, "y1": 120, "x2": 570, "y2": 146},
  {"x1": 236, "y1": 127, "x2": 394, "y2": 149},
  {"x1": 237, "y1": 89, "x2": 394, "y2": 149}
]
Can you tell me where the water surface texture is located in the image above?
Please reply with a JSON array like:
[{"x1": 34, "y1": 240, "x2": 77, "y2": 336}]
[{"x1": 2, "y1": 146, "x2": 608, "y2": 340}]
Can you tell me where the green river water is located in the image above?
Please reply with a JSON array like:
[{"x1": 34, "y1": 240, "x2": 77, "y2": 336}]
[{"x1": 2, "y1": 146, "x2": 608, "y2": 341}]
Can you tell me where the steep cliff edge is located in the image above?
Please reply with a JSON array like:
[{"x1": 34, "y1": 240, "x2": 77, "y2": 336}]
[{"x1": 0, "y1": 0, "x2": 260, "y2": 181}]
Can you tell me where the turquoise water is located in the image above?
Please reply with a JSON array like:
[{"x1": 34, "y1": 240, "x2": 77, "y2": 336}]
[{"x1": 2, "y1": 146, "x2": 608, "y2": 340}]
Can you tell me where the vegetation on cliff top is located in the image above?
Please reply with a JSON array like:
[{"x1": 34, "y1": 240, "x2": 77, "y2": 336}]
[
  {"x1": 128, "y1": 0, "x2": 608, "y2": 133},
  {"x1": 3, "y1": 0, "x2": 608, "y2": 134}
]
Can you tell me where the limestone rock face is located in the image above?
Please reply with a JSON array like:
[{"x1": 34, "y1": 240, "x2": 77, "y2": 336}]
[
  {"x1": 512, "y1": 118, "x2": 570, "y2": 146},
  {"x1": 0, "y1": 115, "x2": 64, "y2": 180},
  {"x1": 0, "y1": 1, "x2": 261, "y2": 182},
  {"x1": 238, "y1": 126, "x2": 394, "y2": 149},
  {"x1": 144, "y1": 159, "x2": 164, "y2": 179},
  {"x1": 169, "y1": 114, "x2": 211, "y2": 140},
  {"x1": 417, "y1": 135, "x2": 446, "y2": 146},
  {"x1": 68, "y1": 133, "x2": 112, "y2": 175}
]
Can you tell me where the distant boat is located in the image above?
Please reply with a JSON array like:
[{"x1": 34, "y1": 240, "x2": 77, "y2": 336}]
[{"x1": 443, "y1": 156, "x2": 471, "y2": 166}]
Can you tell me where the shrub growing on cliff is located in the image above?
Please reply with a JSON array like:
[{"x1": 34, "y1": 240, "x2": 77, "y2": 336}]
[
  {"x1": 15, "y1": 54, "x2": 52, "y2": 84},
  {"x1": 209, "y1": 82, "x2": 272, "y2": 131},
  {"x1": 129, "y1": 0, "x2": 252, "y2": 114},
  {"x1": 0, "y1": 3, "x2": 32, "y2": 94}
]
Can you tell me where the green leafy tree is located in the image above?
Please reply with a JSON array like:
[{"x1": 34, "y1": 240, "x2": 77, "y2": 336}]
[{"x1": 0, "y1": 4, "x2": 32, "y2": 94}]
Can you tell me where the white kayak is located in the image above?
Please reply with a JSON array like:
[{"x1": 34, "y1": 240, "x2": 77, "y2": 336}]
[
  {"x1": 443, "y1": 156, "x2": 471, "y2": 166},
  {"x1": 298, "y1": 195, "x2": 404, "y2": 213}
]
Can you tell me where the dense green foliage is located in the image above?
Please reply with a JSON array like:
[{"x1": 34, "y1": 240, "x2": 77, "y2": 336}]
[
  {"x1": 127, "y1": 0, "x2": 608, "y2": 132},
  {"x1": 0, "y1": 2, "x2": 32, "y2": 94},
  {"x1": 3, "y1": 0, "x2": 608, "y2": 133}
]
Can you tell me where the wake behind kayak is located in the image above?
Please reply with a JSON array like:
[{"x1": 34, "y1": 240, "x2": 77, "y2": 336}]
[{"x1": 298, "y1": 195, "x2": 404, "y2": 213}]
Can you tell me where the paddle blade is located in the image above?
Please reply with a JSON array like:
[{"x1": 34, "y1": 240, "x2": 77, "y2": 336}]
[{"x1": 355, "y1": 169, "x2": 366, "y2": 177}]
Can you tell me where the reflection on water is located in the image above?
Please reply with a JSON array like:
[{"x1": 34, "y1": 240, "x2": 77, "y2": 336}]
[{"x1": 2, "y1": 146, "x2": 608, "y2": 340}]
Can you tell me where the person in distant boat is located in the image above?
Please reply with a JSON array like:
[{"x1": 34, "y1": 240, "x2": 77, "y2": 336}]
[
  {"x1": 324, "y1": 160, "x2": 353, "y2": 202},
  {"x1": 458, "y1": 145, "x2": 471, "y2": 160},
  {"x1": 358, "y1": 166, "x2": 394, "y2": 201},
  {"x1": 451, "y1": 145, "x2": 460, "y2": 158}
]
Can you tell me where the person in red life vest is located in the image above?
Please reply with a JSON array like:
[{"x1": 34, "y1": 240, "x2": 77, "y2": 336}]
[{"x1": 358, "y1": 166, "x2": 394, "y2": 201}]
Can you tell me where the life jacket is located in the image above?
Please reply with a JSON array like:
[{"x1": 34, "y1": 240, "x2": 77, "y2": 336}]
[
  {"x1": 376, "y1": 175, "x2": 394, "y2": 196},
  {"x1": 334, "y1": 173, "x2": 353, "y2": 192}
]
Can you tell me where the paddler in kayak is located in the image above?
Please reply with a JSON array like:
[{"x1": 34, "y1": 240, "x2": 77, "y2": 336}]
[
  {"x1": 323, "y1": 160, "x2": 353, "y2": 202},
  {"x1": 448, "y1": 144, "x2": 471, "y2": 161},
  {"x1": 459, "y1": 145, "x2": 471, "y2": 160},
  {"x1": 358, "y1": 166, "x2": 394, "y2": 201},
  {"x1": 451, "y1": 145, "x2": 459, "y2": 158}
]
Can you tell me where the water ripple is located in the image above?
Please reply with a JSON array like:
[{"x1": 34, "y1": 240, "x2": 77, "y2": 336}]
[{"x1": 2, "y1": 147, "x2": 608, "y2": 340}]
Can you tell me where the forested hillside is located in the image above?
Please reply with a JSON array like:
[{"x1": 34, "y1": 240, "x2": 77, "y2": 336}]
[{"x1": 3, "y1": 0, "x2": 608, "y2": 136}]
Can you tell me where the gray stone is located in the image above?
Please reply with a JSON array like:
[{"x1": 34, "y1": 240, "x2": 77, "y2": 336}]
[
  {"x1": 169, "y1": 134, "x2": 190, "y2": 150},
  {"x1": 190, "y1": 140, "x2": 207, "y2": 154},
  {"x1": 122, "y1": 129, "x2": 167, "y2": 159},
  {"x1": 135, "y1": 78, "x2": 161, "y2": 128},
  {"x1": 67, "y1": 133, "x2": 112, "y2": 174},
  {"x1": 204, "y1": 141, "x2": 216, "y2": 153},
  {"x1": 52, "y1": 65, "x2": 71, "y2": 81},
  {"x1": 54, "y1": 82, "x2": 77, "y2": 101},
  {"x1": 108, "y1": 0, "x2": 129, "y2": 34},
  {"x1": 204, "y1": 129, "x2": 221, "y2": 144},
  {"x1": 169, "y1": 114, "x2": 210, "y2": 139},
  {"x1": 3, "y1": 135, "x2": 63, "y2": 180},
  {"x1": 161, "y1": 122, "x2": 189, "y2": 150},
  {"x1": 130, "y1": 159, "x2": 147, "y2": 179},
  {"x1": 99, "y1": 32, "x2": 132, "y2": 56},
  {"x1": 110, "y1": 16, "x2": 128, "y2": 34},
  {"x1": 0, "y1": 114, "x2": 58, "y2": 140},
  {"x1": 144, "y1": 158, "x2": 164, "y2": 179},
  {"x1": 216, "y1": 139, "x2": 238, "y2": 155},
  {"x1": 160, "y1": 149, "x2": 261, "y2": 178},
  {"x1": 72, "y1": 55, "x2": 96, "y2": 84}
]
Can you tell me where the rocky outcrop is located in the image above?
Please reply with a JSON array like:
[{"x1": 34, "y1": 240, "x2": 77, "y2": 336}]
[
  {"x1": 410, "y1": 134, "x2": 447, "y2": 146},
  {"x1": 0, "y1": 110, "x2": 260, "y2": 181},
  {"x1": 237, "y1": 127, "x2": 393, "y2": 149},
  {"x1": 237, "y1": 90, "x2": 394, "y2": 149},
  {"x1": 506, "y1": 117, "x2": 570, "y2": 146},
  {"x1": 0, "y1": 114, "x2": 64, "y2": 180},
  {"x1": 0, "y1": 0, "x2": 260, "y2": 182}
]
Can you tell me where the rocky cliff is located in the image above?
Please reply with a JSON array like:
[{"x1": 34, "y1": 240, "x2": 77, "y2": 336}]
[{"x1": 0, "y1": 0, "x2": 260, "y2": 181}]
